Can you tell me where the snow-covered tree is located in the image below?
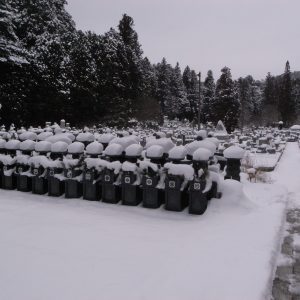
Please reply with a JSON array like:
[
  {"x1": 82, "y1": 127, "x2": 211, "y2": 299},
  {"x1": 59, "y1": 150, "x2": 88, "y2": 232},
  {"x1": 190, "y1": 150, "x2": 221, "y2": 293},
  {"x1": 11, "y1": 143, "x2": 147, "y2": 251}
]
[
  {"x1": 201, "y1": 70, "x2": 215, "y2": 124},
  {"x1": 212, "y1": 67, "x2": 240, "y2": 132}
]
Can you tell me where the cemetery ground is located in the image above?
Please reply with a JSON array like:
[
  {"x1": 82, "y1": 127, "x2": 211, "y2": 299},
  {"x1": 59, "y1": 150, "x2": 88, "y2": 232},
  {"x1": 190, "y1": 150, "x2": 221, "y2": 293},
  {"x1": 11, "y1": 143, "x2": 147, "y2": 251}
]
[{"x1": 0, "y1": 143, "x2": 299, "y2": 299}]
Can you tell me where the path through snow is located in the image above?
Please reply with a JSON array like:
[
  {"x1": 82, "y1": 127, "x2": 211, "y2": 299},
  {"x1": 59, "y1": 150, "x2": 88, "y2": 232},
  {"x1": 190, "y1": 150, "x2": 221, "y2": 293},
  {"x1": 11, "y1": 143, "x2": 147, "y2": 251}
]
[{"x1": 271, "y1": 142, "x2": 300, "y2": 299}]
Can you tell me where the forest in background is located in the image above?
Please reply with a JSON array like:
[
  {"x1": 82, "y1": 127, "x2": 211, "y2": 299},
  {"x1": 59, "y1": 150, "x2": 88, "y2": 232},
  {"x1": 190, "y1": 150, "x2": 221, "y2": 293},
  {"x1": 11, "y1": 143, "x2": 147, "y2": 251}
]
[{"x1": 1, "y1": 0, "x2": 300, "y2": 131}]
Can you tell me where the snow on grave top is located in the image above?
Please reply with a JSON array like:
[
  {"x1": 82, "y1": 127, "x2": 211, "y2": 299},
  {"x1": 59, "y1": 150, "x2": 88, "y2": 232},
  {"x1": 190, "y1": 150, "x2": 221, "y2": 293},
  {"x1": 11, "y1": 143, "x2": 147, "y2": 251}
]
[
  {"x1": 168, "y1": 145, "x2": 187, "y2": 160},
  {"x1": 35, "y1": 141, "x2": 52, "y2": 153},
  {"x1": 19, "y1": 131, "x2": 37, "y2": 141},
  {"x1": 76, "y1": 132, "x2": 95, "y2": 143},
  {"x1": 5, "y1": 139, "x2": 20, "y2": 150},
  {"x1": 97, "y1": 133, "x2": 115, "y2": 144},
  {"x1": 215, "y1": 120, "x2": 228, "y2": 135},
  {"x1": 109, "y1": 136, "x2": 138, "y2": 149},
  {"x1": 192, "y1": 148, "x2": 212, "y2": 161},
  {"x1": 104, "y1": 143, "x2": 124, "y2": 156},
  {"x1": 86, "y1": 141, "x2": 103, "y2": 155},
  {"x1": 223, "y1": 145, "x2": 245, "y2": 159},
  {"x1": 185, "y1": 140, "x2": 216, "y2": 156},
  {"x1": 195, "y1": 130, "x2": 207, "y2": 139},
  {"x1": 206, "y1": 137, "x2": 220, "y2": 147},
  {"x1": 67, "y1": 142, "x2": 85, "y2": 154},
  {"x1": 146, "y1": 145, "x2": 164, "y2": 158},
  {"x1": 20, "y1": 140, "x2": 36, "y2": 151},
  {"x1": 0, "y1": 139, "x2": 6, "y2": 149},
  {"x1": 45, "y1": 134, "x2": 72, "y2": 145},
  {"x1": 37, "y1": 131, "x2": 53, "y2": 141},
  {"x1": 125, "y1": 144, "x2": 143, "y2": 157},
  {"x1": 51, "y1": 141, "x2": 69, "y2": 153},
  {"x1": 145, "y1": 137, "x2": 175, "y2": 153},
  {"x1": 290, "y1": 125, "x2": 300, "y2": 131},
  {"x1": 164, "y1": 162, "x2": 194, "y2": 181}
]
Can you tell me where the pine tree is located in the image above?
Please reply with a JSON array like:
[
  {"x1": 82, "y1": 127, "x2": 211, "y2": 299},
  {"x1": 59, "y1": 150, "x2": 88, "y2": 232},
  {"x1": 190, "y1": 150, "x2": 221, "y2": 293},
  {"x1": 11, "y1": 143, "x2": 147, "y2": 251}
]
[
  {"x1": 155, "y1": 58, "x2": 172, "y2": 117},
  {"x1": 182, "y1": 66, "x2": 198, "y2": 120},
  {"x1": 201, "y1": 70, "x2": 215, "y2": 124},
  {"x1": 212, "y1": 67, "x2": 240, "y2": 132},
  {"x1": 278, "y1": 61, "x2": 296, "y2": 125}
]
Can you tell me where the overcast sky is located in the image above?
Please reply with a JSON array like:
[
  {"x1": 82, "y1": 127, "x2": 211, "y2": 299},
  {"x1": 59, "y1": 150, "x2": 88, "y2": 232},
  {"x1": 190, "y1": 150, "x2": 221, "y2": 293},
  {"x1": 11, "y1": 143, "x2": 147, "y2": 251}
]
[{"x1": 66, "y1": 0, "x2": 299, "y2": 80}]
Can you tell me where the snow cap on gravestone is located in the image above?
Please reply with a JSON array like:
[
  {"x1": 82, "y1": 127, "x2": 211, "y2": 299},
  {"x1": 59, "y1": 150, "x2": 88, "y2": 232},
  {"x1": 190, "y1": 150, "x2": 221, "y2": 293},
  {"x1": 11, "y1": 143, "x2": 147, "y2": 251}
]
[
  {"x1": 168, "y1": 145, "x2": 187, "y2": 160},
  {"x1": 35, "y1": 141, "x2": 52, "y2": 153},
  {"x1": 51, "y1": 141, "x2": 69, "y2": 153},
  {"x1": 67, "y1": 142, "x2": 85, "y2": 154},
  {"x1": 223, "y1": 145, "x2": 245, "y2": 159},
  {"x1": 5, "y1": 139, "x2": 20, "y2": 150},
  {"x1": 86, "y1": 141, "x2": 103, "y2": 155},
  {"x1": 20, "y1": 140, "x2": 36, "y2": 151},
  {"x1": 125, "y1": 144, "x2": 143, "y2": 158}
]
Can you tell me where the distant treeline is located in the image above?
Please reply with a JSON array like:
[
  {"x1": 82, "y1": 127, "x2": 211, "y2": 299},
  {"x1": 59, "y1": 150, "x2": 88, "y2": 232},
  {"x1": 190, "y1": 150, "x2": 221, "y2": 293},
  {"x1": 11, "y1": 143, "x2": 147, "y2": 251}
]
[{"x1": 1, "y1": 0, "x2": 299, "y2": 131}]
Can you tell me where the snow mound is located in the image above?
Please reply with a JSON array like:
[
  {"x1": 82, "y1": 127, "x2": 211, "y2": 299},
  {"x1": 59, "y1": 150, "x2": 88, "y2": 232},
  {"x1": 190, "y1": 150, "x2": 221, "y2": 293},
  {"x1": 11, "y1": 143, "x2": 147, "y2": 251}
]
[
  {"x1": 164, "y1": 162, "x2": 194, "y2": 180},
  {"x1": 104, "y1": 143, "x2": 124, "y2": 156},
  {"x1": 193, "y1": 148, "x2": 212, "y2": 161},
  {"x1": 168, "y1": 145, "x2": 187, "y2": 160},
  {"x1": 76, "y1": 132, "x2": 95, "y2": 143},
  {"x1": 37, "y1": 131, "x2": 53, "y2": 141},
  {"x1": 46, "y1": 134, "x2": 72, "y2": 145},
  {"x1": 146, "y1": 145, "x2": 164, "y2": 158},
  {"x1": 19, "y1": 131, "x2": 37, "y2": 141},
  {"x1": 290, "y1": 124, "x2": 300, "y2": 131},
  {"x1": 224, "y1": 145, "x2": 245, "y2": 159},
  {"x1": 86, "y1": 141, "x2": 103, "y2": 155},
  {"x1": 218, "y1": 179, "x2": 256, "y2": 211},
  {"x1": 145, "y1": 137, "x2": 175, "y2": 153},
  {"x1": 20, "y1": 140, "x2": 36, "y2": 151},
  {"x1": 109, "y1": 136, "x2": 138, "y2": 149},
  {"x1": 186, "y1": 140, "x2": 216, "y2": 156},
  {"x1": 0, "y1": 139, "x2": 6, "y2": 149},
  {"x1": 97, "y1": 133, "x2": 115, "y2": 144},
  {"x1": 35, "y1": 141, "x2": 52, "y2": 153},
  {"x1": 122, "y1": 161, "x2": 138, "y2": 172},
  {"x1": 68, "y1": 142, "x2": 85, "y2": 154},
  {"x1": 125, "y1": 144, "x2": 143, "y2": 157},
  {"x1": 139, "y1": 160, "x2": 158, "y2": 172},
  {"x1": 5, "y1": 140, "x2": 20, "y2": 150},
  {"x1": 51, "y1": 141, "x2": 69, "y2": 153},
  {"x1": 206, "y1": 137, "x2": 220, "y2": 147},
  {"x1": 195, "y1": 130, "x2": 207, "y2": 139}
]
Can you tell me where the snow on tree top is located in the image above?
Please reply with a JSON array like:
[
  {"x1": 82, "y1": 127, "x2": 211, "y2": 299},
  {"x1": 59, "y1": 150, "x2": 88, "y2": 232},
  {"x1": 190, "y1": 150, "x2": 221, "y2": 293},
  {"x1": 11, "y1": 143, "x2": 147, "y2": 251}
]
[
  {"x1": 223, "y1": 145, "x2": 245, "y2": 159},
  {"x1": 215, "y1": 120, "x2": 228, "y2": 134},
  {"x1": 86, "y1": 141, "x2": 103, "y2": 155},
  {"x1": 125, "y1": 144, "x2": 143, "y2": 157},
  {"x1": 5, "y1": 139, "x2": 20, "y2": 150},
  {"x1": 19, "y1": 131, "x2": 38, "y2": 141},
  {"x1": 20, "y1": 140, "x2": 36, "y2": 151},
  {"x1": 68, "y1": 142, "x2": 85, "y2": 154},
  {"x1": 168, "y1": 145, "x2": 187, "y2": 160},
  {"x1": 76, "y1": 132, "x2": 95, "y2": 143},
  {"x1": 192, "y1": 148, "x2": 212, "y2": 161},
  {"x1": 35, "y1": 141, "x2": 52, "y2": 153},
  {"x1": 51, "y1": 141, "x2": 69, "y2": 153}
]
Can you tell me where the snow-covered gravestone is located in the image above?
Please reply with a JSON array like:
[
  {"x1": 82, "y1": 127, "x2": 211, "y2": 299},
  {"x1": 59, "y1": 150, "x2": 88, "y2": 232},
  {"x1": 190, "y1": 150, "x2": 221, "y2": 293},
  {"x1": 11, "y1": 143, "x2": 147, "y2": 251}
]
[
  {"x1": 223, "y1": 145, "x2": 245, "y2": 182},
  {"x1": 214, "y1": 120, "x2": 229, "y2": 141}
]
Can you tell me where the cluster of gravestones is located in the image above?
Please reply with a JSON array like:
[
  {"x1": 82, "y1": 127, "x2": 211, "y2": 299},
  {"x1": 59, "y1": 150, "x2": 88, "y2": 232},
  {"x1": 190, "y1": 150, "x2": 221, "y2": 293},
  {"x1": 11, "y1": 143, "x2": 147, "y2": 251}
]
[{"x1": 0, "y1": 122, "x2": 250, "y2": 215}]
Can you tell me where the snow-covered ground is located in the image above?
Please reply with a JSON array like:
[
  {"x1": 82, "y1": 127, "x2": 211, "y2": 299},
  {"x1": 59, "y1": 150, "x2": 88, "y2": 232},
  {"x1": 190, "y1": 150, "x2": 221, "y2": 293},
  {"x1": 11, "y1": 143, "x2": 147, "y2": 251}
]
[{"x1": 0, "y1": 147, "x2": 296, "y2": 300}]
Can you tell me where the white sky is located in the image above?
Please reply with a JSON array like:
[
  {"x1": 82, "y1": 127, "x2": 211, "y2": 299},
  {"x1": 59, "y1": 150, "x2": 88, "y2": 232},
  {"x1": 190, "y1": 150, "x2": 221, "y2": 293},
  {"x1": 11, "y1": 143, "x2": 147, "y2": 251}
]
[{"x1": 66, "y1": 0, "x2": 299, "y2": 80}]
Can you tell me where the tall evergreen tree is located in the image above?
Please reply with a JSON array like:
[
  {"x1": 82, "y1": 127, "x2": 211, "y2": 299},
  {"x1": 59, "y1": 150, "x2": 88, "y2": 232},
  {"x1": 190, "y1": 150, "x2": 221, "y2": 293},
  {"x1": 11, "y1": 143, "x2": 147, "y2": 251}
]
[
  {"x1": 278, "y1": 61, "x2": 295, "y2": 124},
  {"x1": 201, "y1": 70, "x2": 215, "y2": 124},
  {"x1": 212, "y1": 67, "x2": 240, "y2": 132}
]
